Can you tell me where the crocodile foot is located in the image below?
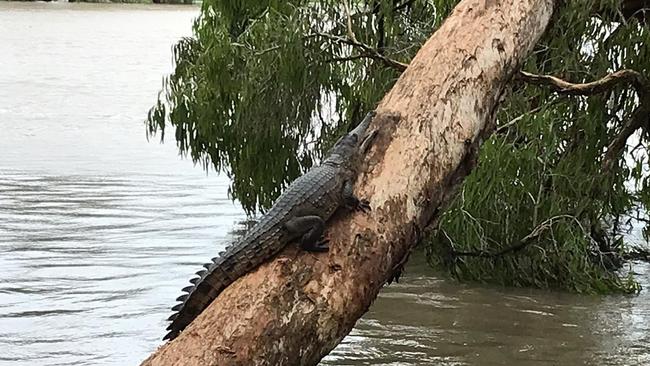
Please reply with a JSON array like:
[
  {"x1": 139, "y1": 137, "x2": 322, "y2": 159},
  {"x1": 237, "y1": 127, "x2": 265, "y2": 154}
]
[{"x1": 303, "y1": 238, "x2": 329, "y2": 252}]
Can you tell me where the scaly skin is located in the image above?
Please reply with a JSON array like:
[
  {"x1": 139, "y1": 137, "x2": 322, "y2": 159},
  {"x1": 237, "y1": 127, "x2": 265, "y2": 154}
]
[{"x1": 163, "y1": 112, "x2": 375, "y2": 341}]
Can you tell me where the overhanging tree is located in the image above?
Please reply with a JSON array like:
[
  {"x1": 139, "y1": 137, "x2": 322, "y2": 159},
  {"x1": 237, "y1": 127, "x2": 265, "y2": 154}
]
[
  {"x1": 142, "y1": 0, "x2": 555, "y2": 364},
  {"x1": 147, "y1": 0, "x2": 649, "y2": 294},
  {"x1": 140, "y1": 0, "x2": 650, "y2": 364}
]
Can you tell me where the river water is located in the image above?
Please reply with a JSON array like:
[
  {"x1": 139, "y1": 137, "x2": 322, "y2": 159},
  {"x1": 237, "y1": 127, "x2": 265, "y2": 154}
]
[{"x1": 0, "y1": 3, "x2": 648, "y2": 366}]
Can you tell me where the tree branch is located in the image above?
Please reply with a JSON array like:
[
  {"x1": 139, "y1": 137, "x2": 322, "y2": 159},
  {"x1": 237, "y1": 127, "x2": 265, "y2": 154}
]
[
  {"x1": 251, "y1": 32, "x2": 409, "y2": 71},
  {"x1": 323, "y1": 55, "x2": 368, "y2": 63},
  {"x1": 602, "y1": 104, "x2": 650, "y2": 171},
  {"x1": 238, "y1": 3, "x2": 410, "y2": 72},
  {"x1": 520, "y1": 69, "x2": 650, "y2": 172},
  {"x1": 495, "y1": 104, "x2": 545, "y2": 134},
  {"x1": 452, "y1": 215, "x2": 588, "y2": 258},
  {"x1": 342, "y1": 0, "x2": 358, "y2": 43},
  {"x1": 312, "y1": 32, "x2": 408, "y2": 71},
  {"x1": 519, "y1": 69, "x2": 648, "y2": 96}
]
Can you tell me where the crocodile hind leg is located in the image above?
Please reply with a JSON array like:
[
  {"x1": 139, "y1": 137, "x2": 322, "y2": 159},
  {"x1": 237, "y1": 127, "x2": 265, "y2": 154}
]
[{"x1": 284, "y1": 215, "x2": 329, "y2": 252}]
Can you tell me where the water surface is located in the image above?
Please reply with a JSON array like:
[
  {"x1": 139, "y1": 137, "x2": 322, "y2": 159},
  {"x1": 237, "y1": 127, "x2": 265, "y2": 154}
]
[{"x1": 0, "y1": 3, "x2": 648, "y2": 366}]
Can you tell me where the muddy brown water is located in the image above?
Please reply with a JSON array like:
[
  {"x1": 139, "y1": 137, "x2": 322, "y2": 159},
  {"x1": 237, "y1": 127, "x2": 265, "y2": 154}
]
[{"x1": 0, "y1": 3, "x2": 648, "y2": 365}]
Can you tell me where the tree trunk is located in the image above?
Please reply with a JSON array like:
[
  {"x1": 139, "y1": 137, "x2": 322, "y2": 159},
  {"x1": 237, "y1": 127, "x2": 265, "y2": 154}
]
[{"x1": 141, "y1": 0, "x2": 555, "y2": 365}]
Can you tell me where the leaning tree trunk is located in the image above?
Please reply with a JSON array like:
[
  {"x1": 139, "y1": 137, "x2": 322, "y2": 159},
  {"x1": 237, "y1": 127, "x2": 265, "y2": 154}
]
[{"x1": 141, "y1": 0, "x2": 554, "y2": 365}]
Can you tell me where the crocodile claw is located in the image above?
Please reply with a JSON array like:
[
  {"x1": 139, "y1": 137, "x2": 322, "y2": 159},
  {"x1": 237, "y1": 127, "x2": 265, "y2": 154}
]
[
  {"x1": 313, "y1": 238, "x2": 330, "y2": 252},
  {"x1": 357, "y1": 199, "x2": 371, "y2": 212}
]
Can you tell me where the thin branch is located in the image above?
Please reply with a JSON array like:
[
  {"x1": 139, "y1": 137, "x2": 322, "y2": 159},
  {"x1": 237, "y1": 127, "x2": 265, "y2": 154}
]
[
  {"x1": 495, "y1": 98, "x2": 570, "y2": 134},
  {"x1": 519, "y1": 69, "x2": 648, "y2": 96},
  {"x1": 495, "y1": 104, "x2": 545, "y2": 134},
  {"x1": 312, "y1": 32, "x2": 408, "y2": 71},
  {"x1": 452, "y1": 215, "x2": 587, "y2": 258},
  {"x1": 254, "y1": 45, "x2": 282, "y2": 56},
  {"x1": 246, "y1": 32, "x2": 409, "y2": 72},
  {"x1": 236, "y1": 3, "x2": 409, "y2": 72},
  {"x1": 342, "y1": 0, "x2": 358, "y2": 43},
  {"x1": 375, "y1": 1, "x2": 385, "y2": 52},
  {"x1": 520, "y1": 69, "x2": 650, "y2": 172},
  {"x1": 602, "y1": 104, "x2": 650, "y2": 172},
  {"x1": 323, "y1": 55, "x2": 367, "y2": 63},
  {"x1": 630, "y1": 139, "x2": 646, "y2": 155}
]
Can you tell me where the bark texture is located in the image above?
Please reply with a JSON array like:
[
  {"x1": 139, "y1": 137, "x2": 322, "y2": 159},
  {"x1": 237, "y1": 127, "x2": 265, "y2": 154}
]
[{"x1": 141, "y1": 0, "x2": 555, "y2": 365}]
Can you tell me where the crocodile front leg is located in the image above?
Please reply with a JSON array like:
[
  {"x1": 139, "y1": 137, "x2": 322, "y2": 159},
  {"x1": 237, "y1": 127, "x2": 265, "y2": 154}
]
[
  {"x1": 284, "y1": 216, "x2": 329, "y2": 252},
  {"x1": 342, "y1": 181, "x2": 370, "y2": 212}
]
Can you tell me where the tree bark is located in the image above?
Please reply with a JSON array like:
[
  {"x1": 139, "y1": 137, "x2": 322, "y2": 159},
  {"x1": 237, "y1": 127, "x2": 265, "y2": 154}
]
[{"x1": 140, "y1": 0, "x2": 555, "y2": 365}]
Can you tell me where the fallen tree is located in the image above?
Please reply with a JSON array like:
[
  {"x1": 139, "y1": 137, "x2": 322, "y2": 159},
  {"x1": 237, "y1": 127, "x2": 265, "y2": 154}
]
[{"x1": 141, "y1": 0, "x2": 554, "y2": 364}]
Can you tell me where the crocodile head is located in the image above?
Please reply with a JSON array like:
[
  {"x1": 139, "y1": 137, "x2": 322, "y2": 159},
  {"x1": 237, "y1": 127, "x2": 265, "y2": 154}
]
[{"x1": 324, "y1": 111, "x2": 376, "y2": 166}]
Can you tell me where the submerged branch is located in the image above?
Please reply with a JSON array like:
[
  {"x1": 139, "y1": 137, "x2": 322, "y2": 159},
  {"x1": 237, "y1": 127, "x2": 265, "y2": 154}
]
[{"x1": 452, "y1": 215, "x2": 588, "y2": 258}]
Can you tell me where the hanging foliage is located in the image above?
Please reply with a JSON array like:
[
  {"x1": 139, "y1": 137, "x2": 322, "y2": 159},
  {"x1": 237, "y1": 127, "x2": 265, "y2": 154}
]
[
  {"x1": 147, "y1": 0, "x2": 445, "y2": 212},
  {"x1": 147, "y1": 0, "x2": 649, "y2": 293}
]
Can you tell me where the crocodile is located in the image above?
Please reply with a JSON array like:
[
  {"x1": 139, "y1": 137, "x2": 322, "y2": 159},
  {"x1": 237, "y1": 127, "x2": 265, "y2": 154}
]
[{"x1": 163, "y1": 111, "x2": 377, "y2": 341}]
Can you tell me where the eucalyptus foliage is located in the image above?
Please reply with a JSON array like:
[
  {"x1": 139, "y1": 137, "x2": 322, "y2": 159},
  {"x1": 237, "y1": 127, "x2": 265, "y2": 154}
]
[
  {"x1": 432, "y1": 0, "x2": 649, "y2": 293},
  {"x1": 147, "y1": 0, "x2": 649, "y2": 293},
  {"x1": 147, "y1": 0, "x2": 444, "y2": 211}
]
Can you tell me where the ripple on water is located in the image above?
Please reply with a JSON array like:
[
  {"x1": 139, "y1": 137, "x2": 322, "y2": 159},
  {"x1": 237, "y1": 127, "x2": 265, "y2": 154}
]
[{"x1": 0, "y1": 170, "x2": 243, "y2": 366}]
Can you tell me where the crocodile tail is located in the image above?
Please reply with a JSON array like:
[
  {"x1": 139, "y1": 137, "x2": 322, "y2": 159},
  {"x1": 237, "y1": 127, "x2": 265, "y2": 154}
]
[
  {"x1": 163, "y1": 256, "x2": 234, "y2": 341},
  {"x1": 163, "y1": 227, "x2": 285, "y2": 341}
]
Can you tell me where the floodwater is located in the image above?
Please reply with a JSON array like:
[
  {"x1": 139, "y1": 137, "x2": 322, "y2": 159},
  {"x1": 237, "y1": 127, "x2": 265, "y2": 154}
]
[{"x1": 0, "y1": 2, "x2": 648, "y2": 366}]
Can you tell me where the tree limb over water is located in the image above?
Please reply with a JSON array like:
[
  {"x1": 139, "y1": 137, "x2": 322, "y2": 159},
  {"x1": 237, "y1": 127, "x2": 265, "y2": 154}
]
[
  {"x1": 519, "y1": 69, "x2": 648, "y2": 96},
  {"x1": 519, "y1": 69, "x2": 650, "y2": 172},
  {"x1": 452, "y1": 215, "x2": 588, "y2": 258}
]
